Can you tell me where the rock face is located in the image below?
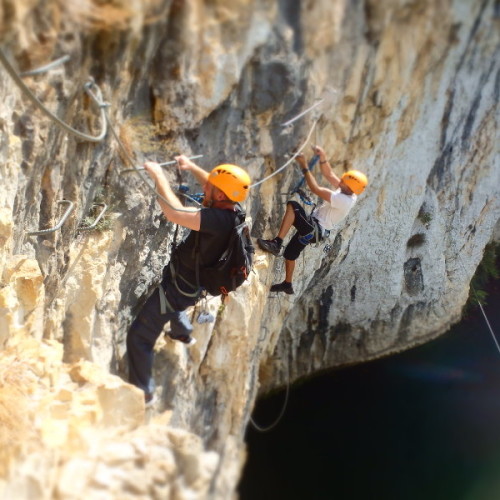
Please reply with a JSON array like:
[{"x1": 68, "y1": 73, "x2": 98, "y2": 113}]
[{"x1": 0, "y1": 0, "x2": 499, "y2": 498}]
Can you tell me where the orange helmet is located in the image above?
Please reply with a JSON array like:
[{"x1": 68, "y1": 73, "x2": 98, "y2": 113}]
[
  {"x1": 341, "y1": 170, "x2": 368, "y2": 195},
  {"x1": 208, "y1": 164, "x2": 250, "y2": 202}
]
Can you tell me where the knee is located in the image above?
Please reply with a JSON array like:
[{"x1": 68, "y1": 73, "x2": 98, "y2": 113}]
[
  {"x1": 170, "y1": 311, "x2": 193, "y2": 337},
  {"x1": 127, "y1": 315, "x2": 162, "y2": 350},
  {"x1": 283, "y1": 243, "x2": 302, "y2": 261}
]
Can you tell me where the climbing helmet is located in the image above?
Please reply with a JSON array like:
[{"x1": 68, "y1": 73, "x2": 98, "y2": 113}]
[
  {"x1": 208, "y1": 164, "x2": 250, "y2": 202},
  {"x1": 341, "y1": 170, "x2": 368, "y2": 195}
]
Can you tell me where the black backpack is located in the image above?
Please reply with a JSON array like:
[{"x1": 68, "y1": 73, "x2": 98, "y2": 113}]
[{"x1": 196, "y1": 210, "x2": 254, "y2": 297}]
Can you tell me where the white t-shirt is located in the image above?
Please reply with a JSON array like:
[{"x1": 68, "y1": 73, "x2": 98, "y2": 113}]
[{"x1": 311, "y1": 189, "x2": 357, "y2": 230}]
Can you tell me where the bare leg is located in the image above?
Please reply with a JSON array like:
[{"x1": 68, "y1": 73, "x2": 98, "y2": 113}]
[
  {"x1": 277, "y1": 203, "x2": 296, "y2": 240},
  {"x1": 285, "y1": 259, "x2": 295, "y2": 282}
]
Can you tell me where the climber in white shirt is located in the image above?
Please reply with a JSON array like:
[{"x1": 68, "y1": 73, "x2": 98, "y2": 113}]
[{"x1": 257, "y1": 145, "x2": 368, "y2": 294}]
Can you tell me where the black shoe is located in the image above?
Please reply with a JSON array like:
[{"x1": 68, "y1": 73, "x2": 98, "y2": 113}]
[
  {"x1": 168, "y1": 333, "x2": 197, "y2": 346},
  {"x1": 145, "y1": 393, "x2": 157, "y2": 408},
  {"x1": 258, "y1": 238, "x2": 281, "y2": 256},
  {"x1": 270, "y1": 281, "x2": 294, "y2": 294}
]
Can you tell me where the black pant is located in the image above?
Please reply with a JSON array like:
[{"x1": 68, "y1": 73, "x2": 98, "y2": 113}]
[
  {"x1": 283, "y1": 200, "x2": 320, "y2": 261},
  {"x1": 126, "y1": 265, "x2": 200, "y2": 395}
]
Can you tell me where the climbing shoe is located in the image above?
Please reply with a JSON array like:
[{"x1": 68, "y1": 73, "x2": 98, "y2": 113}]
[
  {"x1": 145, "y1": 393, "x2": 157, "y2": 408},
  {"x1": 270, "y1": 281, "x2": 294, "y2": 295},
  {"x1": 257, "y1": 238, "x2": 282, "y2": 256},
  {"x1": 168, "y1": 333, "x2": 197, "y2": 346}
]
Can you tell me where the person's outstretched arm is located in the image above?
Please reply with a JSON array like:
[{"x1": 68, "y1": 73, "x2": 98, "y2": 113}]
[
  {"x1": 144, "y1": 161, "x2": 201, "y2": 231},
  {"x1": 176, "y1": 154, "x2": 209, "y2": 186},
  {"x1": 313, "y1": 145, "x2": 341, "y2": 189},
  {"x1": 302, "y1": 167, "x2": 333, "y2": 204}
]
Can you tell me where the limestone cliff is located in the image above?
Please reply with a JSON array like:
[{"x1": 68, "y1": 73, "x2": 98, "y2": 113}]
[{"x1": 0, "y1": 0, "x2": 499, "y2": 498}]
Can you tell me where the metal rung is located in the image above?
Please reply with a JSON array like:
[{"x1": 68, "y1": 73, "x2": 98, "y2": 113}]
[
  {"x1": 20, "y1": 55, "x2": 70, "y2": 77},
  {"x1": 27, "y1": 200, "x2": 74, "y2": 236},
  {"x1": 121, "y1": 154, "x2": 204, "y2": 174},
  {"x1": 77, "y1": 203, "x2": 108, "y2": 231}
]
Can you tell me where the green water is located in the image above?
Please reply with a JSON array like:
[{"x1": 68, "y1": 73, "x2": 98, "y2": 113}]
[{"x1": 240, "y1": 280, "x2": 500, "y2": 500}]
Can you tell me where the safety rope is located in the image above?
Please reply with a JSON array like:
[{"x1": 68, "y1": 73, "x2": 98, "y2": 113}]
[
  {"x1": 449, "y1": 208, "x2": 500, "y2": 356},
  {"x1": 281, "y1": 99, "x2": 323, "y2": 128},
  {"x1": 249, "y1": 118, "x2": 319, "y2": 189},
  {"x1": 476, "y1": 293, "x2": 500, "y2": 355},
  {"x1": 0, "y1": 48, "x2": 107, "y2": 142},
  {"x1": 250, "y1": 360, "x2": 290, "y2": 432},
  {"x1": 458, "y1": 254, "x2": 500, "y2": 356}
]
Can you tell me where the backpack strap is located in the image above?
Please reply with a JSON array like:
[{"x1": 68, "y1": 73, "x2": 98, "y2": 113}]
[
  {"x1": 158, "y1": 284, "x2": 174, "y2": 314},
  {"x1": 169, "y1": 260, "x2": 201, "y2": 298}
]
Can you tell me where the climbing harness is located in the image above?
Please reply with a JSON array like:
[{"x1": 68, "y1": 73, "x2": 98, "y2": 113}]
[
  {"x1": 159, "y1": 220, "x2": 202, "y2": 311},
  {"x1": 290, "y1": 154, "x2": 320, "y2": 206},
  {"x1": 177, "y1": 181, "x2": 204, "y2": 205},
  {"x1": 298, "y1": 227, "x2": 317, "y2": 246},
  {"x1": 0, "y1": 49, "x2": 108, "y2": 142},
  {"x1": 175, "y1": 165, "x2": 204, "y2": 206},
  {"x1": 178, "y1": 189, "x2": 204, "y2": 206},
  {"x1": 285, "y1": 153, "x2": 332, "y2": 247}
]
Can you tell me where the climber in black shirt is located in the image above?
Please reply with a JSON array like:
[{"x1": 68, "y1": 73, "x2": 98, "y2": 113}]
[{"x1": 126, "y1": 155, "x2": 250, "y2": 405}]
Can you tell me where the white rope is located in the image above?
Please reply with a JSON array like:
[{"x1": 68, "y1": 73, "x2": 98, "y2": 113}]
[
  {"x1": 453, "y1": 237, "x2": 500, "y2": 356},
  {"x1": 250, "y1": 364, "x2": 290, "y2": 432},
  {"x1": 281, "y1": 99, "x2": 324, "y2": 127},
  {"x1": 470, "y1": 282, "x2": 500, "y2": 356},
  {"x1": 250, "y1": 118, "x2": 319, "y2": 189}
]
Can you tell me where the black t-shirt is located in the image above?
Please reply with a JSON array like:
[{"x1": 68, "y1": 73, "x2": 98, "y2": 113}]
[{"x1": 172, "y1": 207, "x2": 238, "y2": 286}]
